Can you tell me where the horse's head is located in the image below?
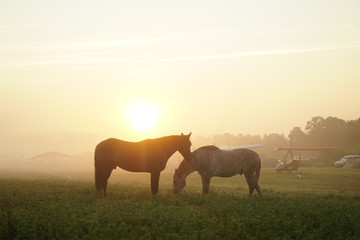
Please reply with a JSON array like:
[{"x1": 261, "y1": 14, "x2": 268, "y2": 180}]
[
  {"x1": 172, "y1": 168, "x2": 186, "y2": 194},
  {"x1": 177, "y1": 132, "x2": 192, "y2": 163}
]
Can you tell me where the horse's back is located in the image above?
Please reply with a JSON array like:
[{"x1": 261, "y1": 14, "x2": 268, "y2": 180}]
[
  {"x1": 95, "y1": 138, "x2": 134, "y2": 159},
  {"x1": 95, "y1": 138, "x2": 164, "y2": 172},
  {"x1": 194, "y1": 148, "x2": 260, "y2": 177},
  {"x1": 233, "y1": 148, "x2": 261, "y2": 167},
  {"x1": 96, "y1": 138, "x2": 153, "y2": 155},
  {"x1": 212, "y1": 148, "x2": 259, "y2": 163}
]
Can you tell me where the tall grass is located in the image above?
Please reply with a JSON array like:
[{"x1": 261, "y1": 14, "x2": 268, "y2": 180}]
[{"x1": 1, "y1": 168, "x2": 359, "y2": 239}]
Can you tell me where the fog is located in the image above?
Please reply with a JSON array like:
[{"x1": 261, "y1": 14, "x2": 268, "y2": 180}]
[{"x1": 2, "y1": 116, "x2": 359, "y2": 177}]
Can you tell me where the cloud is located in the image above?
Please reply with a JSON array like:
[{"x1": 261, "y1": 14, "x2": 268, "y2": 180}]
[
  {"x1": 0, "y1": 24, "x2": 67, "y2": 30},
  {"x1": 153, "y1": 41, "x2": 360, "y2": 62},
  {"x1": 37, "y1": 38, "x2": 163, "y2": 50},
  {"x1": 0, "y1": 54, "x2": 150, "y2": 69},
  {"x1": 0, "y1": 35, "x2": 161, "y2": 69},
  {"x1": 1, "y1": 38, "x2": 163, "y2": 51},
  {"x1": 335, "y1": 9, "x2": 360, "y2": 14}
]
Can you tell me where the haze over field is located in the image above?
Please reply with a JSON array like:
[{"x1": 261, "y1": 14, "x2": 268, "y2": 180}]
[{"x1": 1, "y1": 1, "x2": 360, "y2": 155}]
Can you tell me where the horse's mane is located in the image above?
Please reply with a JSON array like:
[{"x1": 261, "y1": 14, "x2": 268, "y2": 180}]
[{"x1": 197, "y1": 145, "x2": 220, "y2": 152}]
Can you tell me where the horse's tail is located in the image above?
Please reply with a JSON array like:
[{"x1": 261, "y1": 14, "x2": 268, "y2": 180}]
[
  {"x1": 94, "y1": 151, "x2": 102, "y2": 194},
  {"x1": 255, "y1": 155, "x2": 261, "y2": 184}
]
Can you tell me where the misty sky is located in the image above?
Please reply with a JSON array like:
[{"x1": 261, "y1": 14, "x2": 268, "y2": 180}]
[{"x1": 1, "y1": 0, "x2": 360, "y2": 143}]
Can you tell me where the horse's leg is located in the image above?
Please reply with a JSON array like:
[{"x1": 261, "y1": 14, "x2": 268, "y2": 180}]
[
  {"x1": 254, "y1": 183, "x2": 262, "y2": 197},
  {"x1": 201, "y1": 175, "x2": 211, "y2": 194},
  {"x1": 244, "y1": 173, "x2": 256, "y2": 197},
  {"x1": 150, "y1": 171, "x2": 160, "y2": 194},
  {"x1": 95, "y1": 161, "x2": 103, "y2": 195},
  {"x1": 102, "y1": 166, "x2": 114, "y2": 197}
]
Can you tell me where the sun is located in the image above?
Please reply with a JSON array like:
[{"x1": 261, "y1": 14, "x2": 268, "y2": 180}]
[{"x1": 126, "y1": 100, "x2": 159, "y2": 132}]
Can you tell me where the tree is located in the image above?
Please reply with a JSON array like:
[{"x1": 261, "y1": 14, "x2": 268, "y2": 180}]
[
  {"x1": 305, "y1": 116, "x2": 325, "y2": 135},
  {"x1": 288, "y1": 126, "x2": 307, "y2": 146}
]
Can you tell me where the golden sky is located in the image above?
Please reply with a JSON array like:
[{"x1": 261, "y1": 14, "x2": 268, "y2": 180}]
[{"x1": 1, "y1": 0, "x2": 360, "y2": 142}]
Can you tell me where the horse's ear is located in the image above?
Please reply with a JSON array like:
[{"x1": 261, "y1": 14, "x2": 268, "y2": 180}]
[
  {"x1": 187, "y1": 132, "x2": 192, "y2": 138},
  {"x1": 181, "y1": 133, "x2": 184, "y2": 136}
]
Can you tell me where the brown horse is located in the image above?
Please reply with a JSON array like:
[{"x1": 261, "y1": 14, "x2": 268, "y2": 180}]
[
  {"x1": 172, "y1": 145, "x2": 262, "y2": 197},
  {"x1": 95, "y1": 133, "x2": 192, "y2": 196}
]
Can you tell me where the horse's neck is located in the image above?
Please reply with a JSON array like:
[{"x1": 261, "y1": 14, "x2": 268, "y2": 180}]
[
  {"x1": 178, "y1": 161, "x2": 196, "y2": 177},
  {"x1": 160, "y1": 136, "x2": 181, "y2": 159}
]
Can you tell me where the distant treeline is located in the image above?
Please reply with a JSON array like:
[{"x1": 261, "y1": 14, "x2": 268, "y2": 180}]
[
  {"x1": 289, "y1": 116, "x2": 360, "y2": 153},
  {"x1": 194, "y1": 116, "x2": 360, "y2": 167}
]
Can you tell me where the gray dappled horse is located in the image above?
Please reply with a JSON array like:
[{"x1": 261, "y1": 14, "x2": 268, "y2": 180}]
[
  {"x1": 95, "y1": 133, "x2": 192, "y2": 196},
  {"x1": 173, "y1": 145, "x2": 262, "y2": 197}
]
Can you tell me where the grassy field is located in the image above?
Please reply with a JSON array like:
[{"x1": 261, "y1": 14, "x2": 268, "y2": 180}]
[{"x1": 1, "y1": 167, "x2": 360, "y2": 239}]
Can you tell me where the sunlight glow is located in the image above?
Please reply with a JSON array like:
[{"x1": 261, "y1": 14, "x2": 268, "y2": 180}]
[{"x1": 126, "y1": 100, "x2": 159, "y2": 133}]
